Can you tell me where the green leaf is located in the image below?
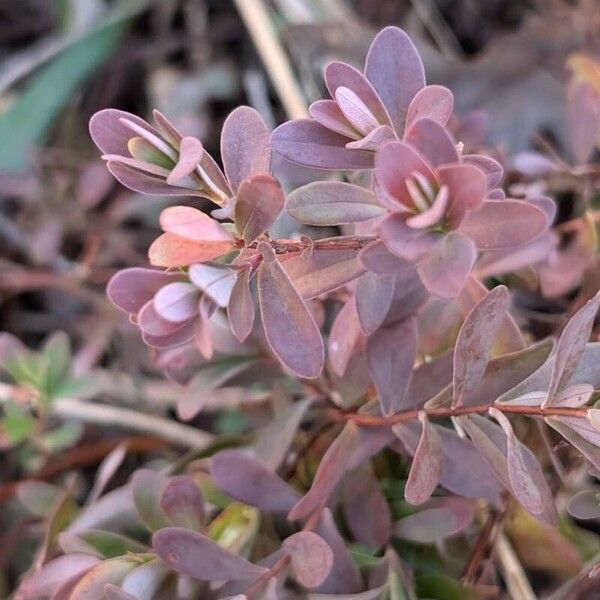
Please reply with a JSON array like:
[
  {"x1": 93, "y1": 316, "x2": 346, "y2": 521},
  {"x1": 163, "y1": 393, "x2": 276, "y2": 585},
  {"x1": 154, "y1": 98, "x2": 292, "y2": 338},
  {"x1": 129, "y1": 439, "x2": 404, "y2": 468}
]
[
  {"x1": 41, "y1": 420, "x2": 83, "y2": 453},
  {"x1": 40, "y1": 332, "x2": 71, "y2": 399},
  {"x1": 207, "y1": 502, "x2": 260, "y2": 556},
  {"x1": 416, "y1": 575, "x2": 479, "y2": 600},
  {"x1": 0, "y1": 22, "x2": 123, "y2": 172},
  {"x1": 2, "y1": 402, "x2": 36, "y2": 445}
]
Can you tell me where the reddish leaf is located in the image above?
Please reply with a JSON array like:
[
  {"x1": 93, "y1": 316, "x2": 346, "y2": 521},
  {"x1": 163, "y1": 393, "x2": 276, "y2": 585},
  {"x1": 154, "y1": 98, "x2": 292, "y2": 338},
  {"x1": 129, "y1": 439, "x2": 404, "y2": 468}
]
[
  {"x1": 356, "y1": 272, "x2": 394, "y2": 335},
  {"x1": 148, "y1": 233, "x2": 233, "y2": 268},
  {"x1": 328, "y1": 298, "x2": 362, "y2": 377},
  {"x1": 159, "y1": 206, "x2": 232, "y2": 243},
  {"x1": 404, "y1": 118, "x2": 458, "y2": 167},
  {"x1": 234, "y1": 174, "x2": 284, "y2": 244},
  {"x1": 437, "y1": 163, "x2": 486, "y2": 228}
]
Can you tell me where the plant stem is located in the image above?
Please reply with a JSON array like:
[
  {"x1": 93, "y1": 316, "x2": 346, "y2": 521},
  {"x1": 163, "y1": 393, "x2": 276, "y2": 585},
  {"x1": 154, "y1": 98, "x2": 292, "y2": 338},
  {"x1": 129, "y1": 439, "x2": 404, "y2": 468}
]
[
  {"x1": 245, "y1": 235, "x2": 377, "y2": 255},
  {"x1": 328, "y1": 403, "x2": 589, "y2": 428}
]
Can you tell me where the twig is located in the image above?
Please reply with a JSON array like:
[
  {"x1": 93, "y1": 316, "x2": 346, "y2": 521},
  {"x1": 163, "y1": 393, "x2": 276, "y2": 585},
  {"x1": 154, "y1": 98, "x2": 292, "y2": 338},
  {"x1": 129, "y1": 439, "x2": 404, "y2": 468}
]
[
  {"x1": 495, "y1": 533, "x2": 537, "y2": 600},
  {"x1": 51, "y1": 398, "x2": 214, "y2": 450},
  {"x1": 233, "y1": 0, "x2": 308, "y2": 119}
]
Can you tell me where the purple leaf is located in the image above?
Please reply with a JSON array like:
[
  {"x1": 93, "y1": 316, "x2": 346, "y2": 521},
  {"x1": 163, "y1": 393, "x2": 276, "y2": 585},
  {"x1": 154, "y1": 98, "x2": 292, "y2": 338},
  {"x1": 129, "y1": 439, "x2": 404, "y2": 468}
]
[
  {"x1": 346, "y1": 124, "x2": 396, "y2": 150},
  {"x1": 107, "y1": 268, "x2": 181, "y2": 314},
  {"x1": 284, "y1": 248, "x2": 366, "y2": 300},
  {"x1": 106, "y1": 161, "x2": 203, "y2": 197},
  {"x1": 356, "y1": 272, "x2": 394, "y2": 334},
  {"x1": 160, "y1": 475, "x2": 205, "y2": 531},
  {"x1": 153, "y1": 527, "x2": 267, "y2": 581},
  {"x1": 397, "y1": 414, "x2": 442, "y2": 505},
  {"x1": 366, "y1": 318, "x2": 417, "y2": 415},
  {"x1": 341, "y1": 462, "x2": 391, "y2": 547},
  {"x1": 314, "y1": 508, "x2": 363, "y2": 593},
  {"x1": 394, "y1": 497, "x2": 475, "y2": 543},
  {"x1": 90, "y1": 109, "x2": 156, "y2": 156},
  {"x1": 545, "y1": 291, "x2": 600, "y2": 405},
  {"x1": 221, "y1": 106, "x2": 271, "y2": 192},
  {"x1": 453, "y1": 285, "x2": 509, "y2": 406},
  {"x1": 270, "y1": 119, "x2": 373, "y2": 170},
  {"x1": 417, "y1": 231, "x2": 476, "y2": 299},
  {"x1": 211, "y1": 450, "x2": 300, "y2": 513},
  {"x1": 406, "y1": 186, "x2": 449, "y2": 229},
  {"x1": 286, "y1": 181, "x2": 384, "y2": 225},
  {"x1": 153, "y1": 282, "x2": 198, "y2": 323},
  {"x1": 489, "y1": 408, "x2": 544, "y2": 515},
  {"x1": 378, "y1": 215, "x2": 440, "y2": 261},
  {"x1": 404, "y1": 118, "x2": 458, "y2": 167},
  {"x1": 359, "y1": 240, "x2": 412, "y2": 275},
  {"x1": 335, "y1": 87, "x2": 379, "y2": 136},
  {"x1": 257, "y1": 242, "x2": 324, "y2": 378},
  {"x1": 69, "y1": 559, "x2": 138, "y2": 600},
  {"x1": 283, "y1": 532, "x2": 334, "y2": 589},
  {"x1": 437, "y1": 164, "x2": 486, "y2": 228},
  {"x1": 234, "y1": 174, "x2": 284, "y2": 244},
  {"x1": 405, "y1": 84, "x2": 454, "y2": 128},
  {"x1": 167, "y1": 136, "x2": 203, "y2": 185},
  {"x1": 228, "y1": 268, "x2": 255, "y2": 342},
  {"x1": 324, "y1": 60, "x2": 392, "y2": 126},
  {"x1": 364, "y1": 26, "x2": 425, "y2": 134},
  {"x1": 288, "y1": 423, "x2": 360, "y2": 521},
  {"x1": 459, "y1": 200, "x2": 547, "y2": 249}
]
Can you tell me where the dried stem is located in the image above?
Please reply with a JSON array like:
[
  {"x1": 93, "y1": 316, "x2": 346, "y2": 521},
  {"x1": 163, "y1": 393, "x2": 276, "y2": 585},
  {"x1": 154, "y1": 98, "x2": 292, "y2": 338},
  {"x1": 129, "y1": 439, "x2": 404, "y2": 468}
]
[{"x1": 245, "y1": 234, "x2": 377, "y2": 255}]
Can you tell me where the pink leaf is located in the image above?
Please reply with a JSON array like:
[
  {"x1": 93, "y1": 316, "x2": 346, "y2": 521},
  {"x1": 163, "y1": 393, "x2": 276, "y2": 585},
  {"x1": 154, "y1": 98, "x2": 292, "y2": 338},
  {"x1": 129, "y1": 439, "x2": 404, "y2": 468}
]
[
  {"x1": 328, "y1": 298, "x2": 362, "y2": 377},
  {"x1": 462, "y1": 154, "x2": 503, "y2": 189},
  {"x1": 375, "y1": 140, "x2": 435, "y2": 210},
  {"x1": 405, "y1": 84, "x2": 454, "y2": 128},
  {"x1": 90, "y1": 109, "x2": 156, "y2": 156},
  {"x1": 148, "y1": 233, "x2": 233, "y2": 268},
  {"x1": 335, "y1": 87, "x2": 379, "y2": 136},
  {"x1": 270, "y1": 119, "x2": 373, "y2": 170},
  {"x1": 324, "y1": 60, "x2": 392, "y2": 126},
  {"x1": 436, "y1": 163, "x2": 486, "y2": 228},
  {"x1": 234, "y1": 174, "x2": 284, "y2": 244},
  {"x1": 405, "y1": 186, "x2": 448, "y2": 229},
  {"x1": 378, "y1": 215, "x2": 440, "y2": 261},
  {"x1": 366, "y1": 318, "x2": 417, "y2": 415},
  {"x1": 417, "y1": 232, "x2": 476, "y2": 299},
  {"x1": 364, "y1": 26, "x2": 425, "y2": 134},
  {"x1": 159, "y1": 206, "x2": 232, "y2": 243},
  {"x1": 257, "y1": 242, "x2": 324, "y2": 378},
  {"x1": 283, "y1": 532, "x2": 334, "y2": 589},
  {"x1": 453, "y1": 285, "x2": 510, "y2": 406},
  {"x1": 166, "y1": 136, "x2": 203, "y2": 184},
  {"x1": 404, "y1": 118, "x2": 458, "y2": 167},
  {"x1": 221, "y1": 106, "x2": 271, "y2": 192},
  {"x1": 309, "y1": 99, "x2": 358, "y2": 138}
]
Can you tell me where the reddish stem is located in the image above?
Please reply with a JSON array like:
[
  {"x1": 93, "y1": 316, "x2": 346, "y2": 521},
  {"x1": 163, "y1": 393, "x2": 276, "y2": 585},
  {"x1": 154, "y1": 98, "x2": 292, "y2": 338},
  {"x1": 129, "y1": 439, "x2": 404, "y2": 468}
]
[{"x1": 328, "y1": 403, "x2": 589, "y2": 428}]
